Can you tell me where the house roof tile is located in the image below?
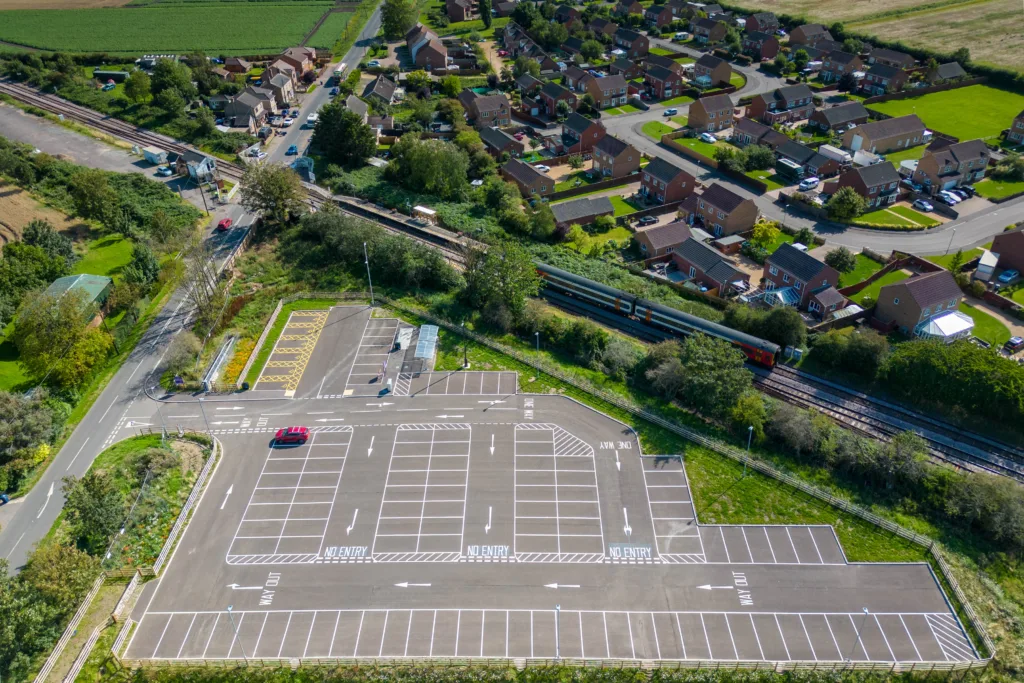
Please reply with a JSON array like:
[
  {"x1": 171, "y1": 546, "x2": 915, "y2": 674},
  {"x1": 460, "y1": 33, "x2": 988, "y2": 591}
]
[
  {"x1": 677, "y1": 237, "x2": 730, "y2": 274},
  {"x1": 816, "y1": 101, "x2": 868, "y2": 126},
  {"x1": 768, "y1": 243, "x2": 830, "y2": 282},
  {"x1": 853, "y1": 161, "x2": 901, "y2": 187},
  {"x1": 639, "y1": 221, "x2": 691, "y2": 250},
  {"x1": 700, "y1": 182, "x2": 746, "y2": 212},
  {"x1": 695, "y1": 93, "x2": 734, "y2": 113},
  {"x1": 564, "y1": 112, "x2": 601, "y2": 135},
  {"x1": 503, "y1": 158, "x2": 548, "y2": 185},
  {"x1": 644, "y1": 156, "x2": 687, "y2": 183},
  {"x1": 811, "y1": 285, "x2": 846, "y2": 308},
  {"x1": 551, "y1": 196, "x2": 614, "y2": 223},
  {"x1": 594, "y1": 134, "x2": 632, "y2": 157},
  {"x1": 695, "y1": 53, "x2": 727, "y2": 70},
  {"x1": 891, "y1": 270, "x2": 963, "y2": 309},
  {"x1": 851, "y1": 114, "x2": 925, "y2": 140}
]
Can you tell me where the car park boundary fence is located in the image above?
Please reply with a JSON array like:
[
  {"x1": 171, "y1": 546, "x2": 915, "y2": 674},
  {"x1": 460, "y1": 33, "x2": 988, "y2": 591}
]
[
  {"x1": 153, "y1": 437, "x2": 220, "y2": 574},
  {"x1": 33, "y1": 574, "x2": 106, "y2": 683},
  {"x1": 62, "y1": 624, "x2": 105, "y2": 683},
  {"x1": 231, "y1": 292, "x2": 994, "y2": 670}
]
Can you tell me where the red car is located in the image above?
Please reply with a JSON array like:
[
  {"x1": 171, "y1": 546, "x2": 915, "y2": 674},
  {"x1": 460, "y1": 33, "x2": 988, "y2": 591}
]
[
  {"x1": 497, "y1": 49, "x2": 509, "y2": 57},
  {"x1": 274, "y1": 426, "x2": 309, "y2": 444},
  {"x1": 215, "y1": 218, "x2": 233, "y2": 232}
]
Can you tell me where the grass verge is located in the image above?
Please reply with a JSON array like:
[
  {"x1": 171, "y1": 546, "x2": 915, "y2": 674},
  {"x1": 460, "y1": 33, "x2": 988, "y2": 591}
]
[{"x1": 242, "y1": 298, "x2": 350, "y2": 387}]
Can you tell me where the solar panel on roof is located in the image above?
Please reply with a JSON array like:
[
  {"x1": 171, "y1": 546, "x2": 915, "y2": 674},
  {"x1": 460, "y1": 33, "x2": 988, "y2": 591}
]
[{"x1": 414, "y1": 325, "x2": 439, "y2": 359}]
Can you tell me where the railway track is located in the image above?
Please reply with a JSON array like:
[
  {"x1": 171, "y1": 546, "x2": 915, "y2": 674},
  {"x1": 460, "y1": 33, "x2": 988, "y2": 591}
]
[{"x1": 0, "y1": 80, "x2": 471, "y2": 264}]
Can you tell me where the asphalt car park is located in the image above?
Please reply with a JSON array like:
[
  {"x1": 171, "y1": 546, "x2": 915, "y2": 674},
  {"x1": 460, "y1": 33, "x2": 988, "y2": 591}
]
[{"x1": 121, "y1": 305, "x2": 981, "y2": 667}]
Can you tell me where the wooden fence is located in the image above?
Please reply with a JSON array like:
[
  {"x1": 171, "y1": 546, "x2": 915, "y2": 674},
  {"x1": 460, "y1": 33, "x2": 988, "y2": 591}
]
[{"x1": 33, "y1": 574, "x2": 106, "y2": 683}]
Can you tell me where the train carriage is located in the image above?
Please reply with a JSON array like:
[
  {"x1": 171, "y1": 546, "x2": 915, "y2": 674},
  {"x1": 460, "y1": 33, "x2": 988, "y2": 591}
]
[{"x1": 536, "y1": 263, "x2": 636, "y2": 315}]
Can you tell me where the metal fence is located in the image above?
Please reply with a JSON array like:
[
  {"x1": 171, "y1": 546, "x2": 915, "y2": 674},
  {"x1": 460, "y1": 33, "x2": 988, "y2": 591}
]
[
  {"x1": 111, "y1": 571, "x2": 142, "y2": 623},
  {"x1": 33, "y1": 573, "x2": 106, "y2": 683},
  {"x1": 62, "y1": 624, "x2": 104, "y2": 683},
  {"x1": 153, "y1": 437, "x2": 220, "y2": 574}
]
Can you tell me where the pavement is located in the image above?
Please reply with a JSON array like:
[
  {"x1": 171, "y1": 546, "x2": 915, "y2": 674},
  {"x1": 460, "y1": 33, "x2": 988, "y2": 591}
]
[{"x1": 102, "y1": 305, "x2": 979, "y2": 666}]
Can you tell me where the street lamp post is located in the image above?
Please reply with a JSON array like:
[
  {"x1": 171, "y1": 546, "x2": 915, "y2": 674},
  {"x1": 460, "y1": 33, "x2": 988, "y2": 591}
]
[
  {"x1": 461, "y1": 322, "x2": 468, "y2": 368},
  {"x1": 198, "y1": 398, "x2": 212, "y2": 438},
  {"x1": 535, "y1": 331, "x2": 540, "y2": 352},
  {"x1": 744, "y1": 425, "x2": 753, "y2": 477},
  {"x1": 555, "y1": 604, "x2": 561, "y2": 660},
  {"x1": 226, "y1": 605, "x2": 249, "y2": 663},
  {"x1": 363, "y1": 241, "x2": 374, "y2": 306},
  {"x1": 945, "y1": 228, "x2": 957, "y2": 255},
  {"x1": 847, "y1": 607, "x2": 870, "y2": 663}
]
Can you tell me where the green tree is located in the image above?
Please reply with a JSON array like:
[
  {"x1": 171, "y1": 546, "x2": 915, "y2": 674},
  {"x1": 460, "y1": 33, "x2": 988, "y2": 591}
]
[
  {"x1": 792, "y1": 49, "x2": 810, "y2": 71},
  {"x1": 750, "y1": 221, "x2": 780, "y2": 251},
  {"x1": 773, "y1": 52, "x2": 790, "y2": 74},
  {"x1": 530, "y1": 203, "x2": 556, "y2": 240},
  {"x1": 758, "y1": 306, "x2": 807, "y2": 349},
  {"x1": 743, "y1": 144, "x2": 775, "y2": 171},
  {"x1": 568, "y1": 154, "x2": 584, "y2": 170},
  {"x1": 20, "y1": 542, "x2": 99, "y2": 616},
  {"x1": 165, "y1": 330, "x2": 201, "y2": 376},
  {"x1": 952, "y1": 47, "x2": 970, "y2": 66},
  {"x1": 480, "y1": 0, "x2": 492, "y2": 28},
  {"x1": 154, "y1": 88, "x2": 186, "y2": 117},
  {"x1": 645, "y1": 355, "x2": 686, "y2": 398},
  {"x1": 439, "y1": 74, "x2": 461, "y2": 98},
  {"x1": 842, "y1": 37, "x2": 862, "y2": 54},
  {"x1": 124, "y1": 243, "x2": 161, "y2": 287},
  {"x1": 555, "y1": 99, "x2": 571, "y2": 120},
  {"x1": 22, "y1": 219, "x2": 77, "y2": 269},
  {"x1": 313, "y1": 103, "x2": 377, "y2": 167},
  {"x1": 580, "y1": 39, "x2": 603, "y2": 62},
  {"x1": 150, "y1": 58, "x2": 196, "y2": 99},
  {"x1": 827, "y1": 186, "x2": 867, "y2": 220},
  {"x1": 381, "y1": 0, "x2": 417, "y2": 39},
  {"x1": 793, "y1": 227, "x2": 816, "y2": 247},
  {"x1": 405, "y1": 70, "x2": 432, "y2": 91},
  {"x1": 240, "y1": 163, "x2": 307, "y2": 227},
  {"x1": 513, "y1": 55, "x2": 541, "y2": 78},
  {"x1": 62, "y1": 471, "x2": 126, "y2": 555},
  {"x1": 463, "y1": 243, "x2": 540, "y2": 326},
  {"x1": 387, "y1": 136, "x2": 470, "y2": 200},
  {"x1": 69, "y1": 168, "x2": 116, "y2": 222},
  {"x1": 677, "y1": 333, "x2": 752, "y2": 416},
  {"x1": 824, "y1": 246, "x2": 857, "y2": 273},
  {"x1": 732, "y1": 390, "x2": 768, "y2": 443},
  {"x1": 124, "y1": 69, "x2": 151, "y2": 104}
]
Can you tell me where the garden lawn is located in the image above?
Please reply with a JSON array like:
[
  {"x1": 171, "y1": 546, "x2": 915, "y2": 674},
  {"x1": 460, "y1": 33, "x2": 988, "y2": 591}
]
[
  {"x1": 974, "y1": 176, "x2": 1024, "y2": 200},
  {"x1": 883, "y1": 144, "x2": 928, "y2": 165},
  {"x1": 0, "y1": 331, "x2": 28, "y2": 391},
  {"x1": 854, "y1": 207, "x2": 927, "y2": 228},
  {"x1": 0, "y1": 4, "x2": 331, "y2": 53},
  {"x1": 642, "y1": 120, "x2": 676, "y2": 139},
  {"x1": 854, "y1": 269, "x2": 910, "y2": 304},
  {"x1": 618, "y1": 104, "x2": 640, "y2": 114},
  {"x1": 925, "y1": 243, "x2": 990, "y2": 269},
  {"x1": 866, "y1": 84, "x2": 1024, "y2": 143},
  {"x1": 745, "y1": 170, "x2": 786, "y2": 191},
  {"x1": 649, "y1": 47, "x2": 680, "y2": 56},
  {"x1": 764, "y1": 231, "x2": 795, "y2": 253},
  {"x1": 838, "y1": 253, "x2": 885, "y2": 287},
  {"x1": 888, "y1": 205, "x2": 941, "y2": 227},
  {"x1": 671, "y1": 115, "x2": 688, "y2": 127},
  {"x1": 554, "y1": 170, "x2": 600, "y2": 192},
  {"x1": 73, "y1": 233, "x2": 134, "y2": 280},
  {"x1": 959, "y1": 301, "x2": 1011, "y2": 347},
  {"x1": 306, "y1": 11, "x2": 352, "y2": 49},
  {"x1": 729, "y1": 72, "x2": 746, "y2": 88},
  {"x1": 676, "y1": 136, "x2": 718, "y2": 160},
  {"x1": 608, "y1": 195, "x2": 641, "y2": 217},
  {"x1": 661, "y1": 95, "x2": 694, "y2": 107},
  {"x1": 588, "y1": 224, "x2": 632, "y2": 247}
]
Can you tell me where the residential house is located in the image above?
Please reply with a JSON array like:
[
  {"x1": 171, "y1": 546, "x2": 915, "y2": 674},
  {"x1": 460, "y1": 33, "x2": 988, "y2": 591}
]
[
  {"x1": 635, "y1": 221, "x2": 692, "y2": 257},
  {"x1": 644, "y1": 65, "x2": 684, "y2": 99},
  {"x1": 407, "y1": 24, "x2": 436, "y2": 57},
  {"x1": 550, "y1": 112, "x2": 606, "y2": 154},
  {"x1": 212, "y1": 66, "x2": 233, "y2": 81},
  {"x1": 480, "y1": 126, "x2": 526, "y2": 158},
  {"x1": 343, "y1": 94, "x2": 369, "y2": 123},
  {"x1": 645, "y1": 53, "x2": 686, "y2": 76},
  {"x1": 502, "y1": 158, "x2": 553, "y2": 197},
  {"x1": 811, "y1": 39, "x2": 844, "y2": 57},
  {"x1": 223, "y1": 57, "x2": 251, "y2": 74},
  {"x1": 763, "y1": 243, "x2": 840, "y2": 309},
  {"x1": 365, "y1": 75, "x2": 398, "y2": 106},
  {"x1": 494, "y1": 1, "x2": 516, "y2": 17},
  {"x1": 265, "y1": 60, "x2": 299, "y2": 85},
  {"x1": 820, "y1": 51, "x2": 863, "y2": 83},
  {"x1": 693, "y1": 18, "x2": 727, "y2": 45},
  {"x1": 614, "y1": 0, "x2": 644, "y2": 16},
  {"x1": 687, "y1": 93, "x2": 734, "y2": 132},
  {"x1": 277, "y1": 47, "x2": 313, "y2": 76},
  {"x1": 775, "y1": 139, "x2": 841, "y2": 178},
  {"x1": 550, "y1": 196, "x2": 615, "y2": 229},
  {"x1": 666, "y1": 0, "x2": 696, "y2": 21},
  {"x1": 693, "y1": 54, "x2": 731, "y2": 87},
  {"x1": 539, "y1": 81, "x2": 578, "y2": 116},
  {"x1": 242, "y1": 85, "x2": 277, "y2": 113},
  {"x1": 563, "y1": 37, "x2": 586, "y2": 57},
  {"x1": 265, "y1": 73, "x2": 295, "y2": 109},
  {"x1": 697, "y1": 3, "x2": 725, "y2": 15},
  {"x1": 745, "y1": 12, "x2": 778, "y2": 33},
  {"x1": 614, "y1": 28, "x2": 649, "y2": 59},
  {"x1": 842, "y1": 114, "x2": 926, "y2": 153},
  {"x1": 867, "y1": 48, "x2": 916, "y2": 70},
  {"x1": 742, "y1": 31, "x2": 779, "y2": 61},
  {"x1": 645, "y1": 4, "x2": 674, "y2": 28},
  {"x1": 789, "y1": 24, "x2": 833, "y2": 46},
  {"x1": 515, "y1": 73, "x2": 544, "y2": 96},
  {"x1": 823, "y1": 162, "x2": 901, "y2": 207},
  {"x1": 808, "y1": 101, "x2": 869, "y2": 131},
  {"x1": 367, "y1": 115, "x2": 394, "y2": 131},
  {"x1": 592, "y1": 134, "x2": 640, "y2": 178},
  {"x1": 640, "y1": 156, "x2": 695, "y2": 204},
  {"x1": 911, "y1": 139, "x2": 990, "y2": 196},
  {"x1": 679, "y1": 182, "x2": 758, "y2": 237},
  {"x1": 176, "y1": 150, "x2": 217, "y2": 182},
  {"x1": 446, "y1": 0, "x2": 473, "y2": 22},
  {"x1": 873, "y1": 270, "x2": 972, "y2": 341},
  {"x1": 554, "y1": 4, "x2": 582, "y2": 29},
  {"x1": 730, "y1": 117, "x2": 788, "y2": 149},
  {"x1": 589, "y1": 17, "x2": 618, "y2": 36},
  {"x1": 222, "y1": 92, "x2": 267, "y2": 130},
  {"x1": 746, "y1": 84, "x2": 815, "y2": 124},
  {"x1": 610, "y1": 58, "x2": 644, "y2": 80},
  {"x1": 861, "y1": 63, "x2": 908, "y2": 96},
  {"x1": 408, "y1": 25, "x2": 448, "y2": 69},
  {"x1": 673, "y1": 237, "x2": 749, "y2": 295},
  {"x1": 991, "y1": 225, "x2": 1024, "y2": 272},
  {"x1": 503, "y1": 23, "x2": 560, "y2": 71},
  {"x1": 807, "y1": 286, "x2": 848, "y2": 319},
  {"x1": 563, "y1": 66, "x2": 588, "y2": 91},
  {"x1": 581, "y1": 74, "x2": 629, "y2": 109},
  {"x1": 459, "y1": 91, "x2": 512, "y2": 127},
  {"x1": 1008, "y1": 110, "x2": 1024, "y2": 144},
  {"x1": 928, "y1": 62, "x2": 968, "y2": 84}
]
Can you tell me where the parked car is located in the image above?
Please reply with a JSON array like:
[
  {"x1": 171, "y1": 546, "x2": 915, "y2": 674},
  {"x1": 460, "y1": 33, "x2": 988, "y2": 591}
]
[
  {"x1": 282, "y1": 118, "x2": 294, "y2": 127},
  {"x1": 513, "y1": 132, "x2": 525, "y2": 140},
  {"x1": 673, "y1": 32, "x2": 689, "y2": 41},
  {"x1": 1005, "y1": 336, "x2": 1024, "y2": 353},
  {"x1": 937, "y1": 190, "x2": 961, "y2": 204},
  {"x1": 798, "y1": 177, "x2": 820, "y2": 191},
  {"x1": 155, "y1": 166, "x2": 174, "y2": 177},
  {"x1": 535, "y1": 164, "x2": 551, "y2": 172},
  {"x1": 101, "y1": 81, "x2": 116, "y2": 91},
  {"x1": 664, "y1": 108, "x2": 678, "y2": 116},
  {"x1": 637, "y1": 215, "x2": 658, "y2": 226},
  {"x1": 286, "y1": 144, "x2": 298, "y2": 155},
  {"x1": 290, "y1": 109, "x2": 300, "y2": 117},
  {"x1": 960, "y1": 184, "x2": 976, "y2": 197},
  {"x1": 497, "y1": 49, "x2": 509, "y2": 57},
  {"x1": 215, "y1": 218, "x2": 233, "y2": 232},
  {"x1": 330, "y1": 87, "x2": 340, "y2": 96},
  {"x1": 999, "y1": 269, "x2": 1019, "y2": 284},
  {"x1": 699, "y1": 132, "x2": 717, "y2": 144},
  {"x1": 0, "y1": 493, "x2": 9, "y2": 506},
  {"x1": 367, "y1": 60, "x2": 381, "y2": 67},
  {"x1": 912, "y1": 199, "x2": 934, "y2": 212},
  {"x1": 274, "y1": 426, "x2": 309, "y2": 444}
]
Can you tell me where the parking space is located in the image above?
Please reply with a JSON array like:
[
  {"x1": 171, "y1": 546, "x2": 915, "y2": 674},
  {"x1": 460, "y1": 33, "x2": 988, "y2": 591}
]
[
  {"x1": 401, "y1": 371, "x2": 518, "y2": 397},
  {"x1": 253, "y1": 310, "x2": 330, "y2": 396},
  {"x1": 700, "y1": 525, "x2": 847, "y2": 565}
]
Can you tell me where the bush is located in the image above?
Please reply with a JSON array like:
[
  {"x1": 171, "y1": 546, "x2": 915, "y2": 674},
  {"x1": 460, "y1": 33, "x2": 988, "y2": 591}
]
[{"x1": 810, "y1": 328, "x2": 889, "y2": 377}]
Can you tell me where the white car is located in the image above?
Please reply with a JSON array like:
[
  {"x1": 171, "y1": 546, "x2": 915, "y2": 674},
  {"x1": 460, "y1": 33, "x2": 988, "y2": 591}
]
[
  {"x1": 798, "y1": 176, "x2": 820, "y2": 191},
  {"x1": 282, "y1": 118, "x2": 294, "y2": 127},
  {"x1": 535, "y1": 164, "x2": 551, "y2": 172},
  {"x1": 673, "y1": 32, "x2": 689, "y2": 41},
  {"x1": 699, "y1": 132, "x2": 717, "y2": 144},
  {"x1": 938, "y1": 190, "x2": 961, "y2": 204},
  {"x1": 664, "y1": 108, "x2": 678, "y2": 116}
]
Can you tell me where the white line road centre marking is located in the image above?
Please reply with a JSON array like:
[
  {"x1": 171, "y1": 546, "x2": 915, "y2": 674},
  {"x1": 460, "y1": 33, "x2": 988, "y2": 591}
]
[
  {"x1": 5, "y1": 532, "x2": 26, "y2": 560},
  {"x1": 347, "y1": 509, "x2": 359, "y2": 535},
  {"x1": 220, "y1": 485, "x2": 233, "y2": 510},
  {"x1": 216, "y1": 407, "x2": 244, "y2": 411},
  {"x1": 615, "y1": 450, "x2": 620, "y2": 471},
  {"x1": 308, "y1": 412, "x2": 334, "y2": 415},
  {"x1": 226, "y1": 584, "x2": 263, "y2": 590},
  {"x1": 98, "y1": 397, "x2": 118, "y2": 422},
  {"x1": 543, "y1": 583, "x2": 580, "y2": 589},
  {"x1": 66, "y1": 438, "x2": 90, "y2": 471},
  {"x1": 698, "y1": 584, "x2": 735, "y2": 590},
  {"x1": 394, "y1": 582, "x2": 431, "y2": 588},
  {"x1": 315, "y1": 418, "x2": 346, "y2": 422}
]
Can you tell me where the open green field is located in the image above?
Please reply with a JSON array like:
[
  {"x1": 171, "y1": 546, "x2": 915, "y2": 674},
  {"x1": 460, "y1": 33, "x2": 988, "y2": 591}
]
[
  {"x1": 974, "y1": 176, "x2": 1024, "y2": 200},
  {"x1": 888, "y1": 204, "x2": 941, "y2": 227},
  {"x1": 305, "y1": 11, "x2": 352, "y2": 49},
  {"x1": 0, "y1": 3, "x2": 331, "y2": 53},
  {"x1": 866, "y1": 84, "x2": 1024, "y2": 142},
  {"x1": 959, "y1": 300, "x2": 1011, "y2": 346},
  {"x1": 855, "y1": 205, "x2": 936, "y2": 228}
]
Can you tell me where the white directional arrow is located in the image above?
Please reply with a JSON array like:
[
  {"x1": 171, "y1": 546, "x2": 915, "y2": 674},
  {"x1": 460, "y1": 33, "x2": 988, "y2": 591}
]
[
  {"x1": 315, "y1": 418, "x2": 347, "y2": 422},
  {"x1": 615, "y1": 450, "x2": 621, "y2": 471},
  {"x1": 36, "y1": 482, "x2": 54, "y2": 519},
  {"x1": 544, "y1": 583, "x2": 581, "y2": 589},
  {"x1": 698, "y1": 584, "x2": 736, "y2": 591},
  {"x1": 395, "y1": 582, "x2": 431, "y2": 588},
  {"x1": 485, "y1": 506, "x2": 492, "y2": 534},
  {"x1": 367, "y1": 435, "x2": 374, "y2": 457},
  {"x1": 478, "y1": 400, "x2": 505, "y2": 405},
  {"x1": 489, "y1": 433, "x2": 495, "y2": 455},
  {"x1": 126, "y1": 421, "x2": 153, "y2": 428},
  {"x1": 623, "y1": 507, "x2": 632, "y2": 538},
  {"x1": 346, "y1": 509, "x2": 359, "y2": 535},
  {"x1": 436, "y1": 414, "x2": 464, "y2": 418},
  {"x1": 212, "y1": 421, "x2": 239, "y2": 425},
  {"x1": 220, "y1": 485, "x2": 233, "y2": 510},
  {"x1": 216, "y1": 407, "x2": 245, "y2": 411},
  {"x1": 226, "y1": 584, "x2": 264, "y2": 590}
]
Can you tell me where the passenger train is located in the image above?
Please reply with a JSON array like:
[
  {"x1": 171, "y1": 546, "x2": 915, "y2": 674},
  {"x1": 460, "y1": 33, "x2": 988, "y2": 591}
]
[{"x1": 536, "y1": 263, "x2": 780, "y2": 368}]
